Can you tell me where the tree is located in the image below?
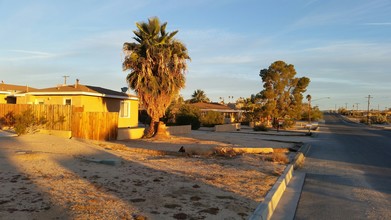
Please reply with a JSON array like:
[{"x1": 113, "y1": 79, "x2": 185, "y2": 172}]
[
  {"x1": 123, "y1": 17, "x2": 190, "y2": 138},
  {"x1": 189, "y1": 89, "x2": 210, "y2": 103},
  {"x1": 239, "y1": 94, "x2": 263, "y2": 123},
  {"x1": 259, "y1": 60, "x2": 310, "y2": 127},
  {"x1": 306, "y1": 94, "x2": 312, "y2": 123}
]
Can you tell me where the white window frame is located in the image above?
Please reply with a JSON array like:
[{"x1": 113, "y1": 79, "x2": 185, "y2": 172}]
[
  {"x1": 120, "y1": 101, "x2": 130, "y2": 118},
  {"x1": 64, "y1": 98, "x2": 72, "y2": 105}
]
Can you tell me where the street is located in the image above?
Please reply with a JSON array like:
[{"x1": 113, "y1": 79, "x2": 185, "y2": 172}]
[{"x1": 295, "y1": 113, "x2": 391, "y2": 219}]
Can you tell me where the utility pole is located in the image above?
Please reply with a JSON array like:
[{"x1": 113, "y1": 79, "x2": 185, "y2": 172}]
[
  {"x1": 355, "y1": 103, "x2": 359, "y2": 111},
  {"x1": 62, "y1": 75, "x2": 70, "y2": 85},
  {"x1": 365, "y1": 95, "x2": 372, "y2": 124},
  {"x1": 345, "y1": 102, "x2": 348, "y2": 110}
]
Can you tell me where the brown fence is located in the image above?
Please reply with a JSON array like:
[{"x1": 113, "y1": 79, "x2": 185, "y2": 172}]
[
  {"x1": 0, "y1": 104, "x2": 72, "y2": 131},
  {"x1": 0, "y1": 104, "x2": 118, "y2": 141},
  {"x1": 71, "y1": 112, "x2": 118, "y2": 141}
]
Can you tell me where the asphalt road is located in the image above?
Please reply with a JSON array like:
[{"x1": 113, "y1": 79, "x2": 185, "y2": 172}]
[{"x1": 295, "y1": 113, "x2": 391, "y2": 220}]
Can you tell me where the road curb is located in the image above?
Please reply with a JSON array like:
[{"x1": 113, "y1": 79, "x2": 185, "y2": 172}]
[{"x1": 249, "y1": 144, "x2": 310, "y2": 220}]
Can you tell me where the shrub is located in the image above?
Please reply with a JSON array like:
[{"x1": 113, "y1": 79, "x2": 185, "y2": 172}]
[
  {"x1": 0, "y1": 111, "x2": 16, "y2": 128},
  {"x1": 176, "y1": 114, "x2": 201, "y2": 130},
  {"x1": 253, "y1": 124, "x2": 269, "y2": 131},
  {"x1": 370, "y1": 115, "x2": 388, "y2": 124},
  {"x1": 265, "y1": 152, "x2": 289, "y2": 164},
  {"x1": 200, "y1": 111, "x2": 224, "y2": 127},
  {"x1": 14, "y1": 109, "x2": 47, "y2": 135},
  {"x1": 175, "y1": 104, "x2": 201, "y2": 130}
]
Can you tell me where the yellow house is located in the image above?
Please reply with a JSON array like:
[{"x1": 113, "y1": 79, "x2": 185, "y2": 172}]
[
  {"x1": 0, "y1": 82, "x2": 36, "y2": 104},
  {"x1": 15, "y1": 80, "x2": 139, "y2": 128}
]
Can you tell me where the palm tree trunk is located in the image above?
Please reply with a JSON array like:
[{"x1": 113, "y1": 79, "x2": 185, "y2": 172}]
[
  {"x1": 154, "y1": 121, "x2": 170, "y2": 139},
  {"x1": 145, "y1": 120, "x2": 156, "y2": 138}
]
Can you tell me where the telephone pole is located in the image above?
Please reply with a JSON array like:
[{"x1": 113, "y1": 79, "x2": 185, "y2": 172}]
[
  {"x1": 62, "y1": 75, "x2": 70, "y2": 85},
  {"x1": 365, "y1": 95, "x2": 372, "y2": 124},
  {"x1": 355, "y1": 103, "x2": 359, "y2": 111}
]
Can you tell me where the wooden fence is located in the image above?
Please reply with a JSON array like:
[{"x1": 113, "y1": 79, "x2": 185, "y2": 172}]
[
  {"x1": 0, "y1": 104, "x2": 73, "y2": 131},
  {"x1": 0, "y1": 104, "x2": 118, "y2": 141},
  {"x1": 71, "y1": 112, "x2": 118, "y2": 141}
]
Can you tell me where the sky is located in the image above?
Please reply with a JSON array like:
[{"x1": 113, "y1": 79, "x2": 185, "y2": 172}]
[{"x1": 1, "y1": 0, "x2": 390, "y2": 110}]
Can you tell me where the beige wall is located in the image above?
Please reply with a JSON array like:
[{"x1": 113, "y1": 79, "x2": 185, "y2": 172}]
[{"x1": 16, "y1": 94, "x2": 139, "y2": 128}]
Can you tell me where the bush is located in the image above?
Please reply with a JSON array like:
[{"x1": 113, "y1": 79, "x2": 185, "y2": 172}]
[
  {"x1": 200, "y1": 111, "x2": 224, "y2": 127},
  {"x1": 272, "y1": 119, "x2": 295, "y2": 129},
  {"x1": 0, "y1": 111, "x2": 16, "y2": 128},
  {"x1": 176, "y1": 114, "x2": 201, "y2": 130},
  {"x1": 253, "y1": 124, "x2": 269, "y2": 131},
  {"x1": 14, "y1": 109, "x2": 47, "y2": 135},
  {"x1": 370, "y1": 115, "x2": 388, "y2": 124},
  {"x1": 175, "y1": 104, "x2": 201, "y2": 130}
]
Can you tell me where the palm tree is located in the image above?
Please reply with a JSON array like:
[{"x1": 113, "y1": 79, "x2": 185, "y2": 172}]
[
  {"x1": 306, "y1": 94, "x2": 312, "y2": 123},
  {"x1": 190, "y1": 89, "x2": 210, "y2": 103},
  {"x1": 122, "y1": 17, "x2": 190, "y2": 138}
]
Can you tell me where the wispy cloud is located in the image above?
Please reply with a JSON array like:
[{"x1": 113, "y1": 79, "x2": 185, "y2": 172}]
[
  {"x1": 362, "y1": 22, "x2": 391, "y2": 26},
  {"x1": 0, "y1": 49, "x2": 58, "y2": 61}
]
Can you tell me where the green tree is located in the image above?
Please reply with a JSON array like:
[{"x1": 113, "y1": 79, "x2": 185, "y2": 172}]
[
  {"x1": 122, "y1": 17, "x2": 190, "y2": 138},
  {"x1": 259, "y1": 61, "x2": 310, "y2": 127},
  {"x1": 189, "y1": 89, "x2": 210, "y2": 103},
  {"x1": 240, "y1": 94, "x2": 263, "y2": 123}
]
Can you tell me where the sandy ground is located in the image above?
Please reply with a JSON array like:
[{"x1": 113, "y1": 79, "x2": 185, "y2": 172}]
[{"x1": 0, "y1": 130, "x2": 308, "y2": 220}]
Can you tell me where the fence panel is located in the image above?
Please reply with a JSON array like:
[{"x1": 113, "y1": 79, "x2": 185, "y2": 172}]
[
  {"x1": 1, "y1": 104, "x2": 118, "y2": 141},
  {"x1": 71, "y1": 112, "x2": 118, "y2": 141},
  {"x1": 0, "y1": 104, "x2": 72, "y2": 131}
]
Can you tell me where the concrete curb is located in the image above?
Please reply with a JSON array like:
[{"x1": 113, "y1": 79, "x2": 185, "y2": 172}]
[{"x1": 249, "y1": 144, "x2": 310, "y2": 220}]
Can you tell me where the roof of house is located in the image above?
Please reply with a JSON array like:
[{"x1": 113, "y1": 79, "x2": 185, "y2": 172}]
[
  {"x1": 190, "y1": 102, "x2": 243, "y2": 112},
  {"x1": 0, "y1": 83, "x2": 37, "y2": 94},
  {"x1": 23, "y1": 84, "x2": 138, "y2": 100}
]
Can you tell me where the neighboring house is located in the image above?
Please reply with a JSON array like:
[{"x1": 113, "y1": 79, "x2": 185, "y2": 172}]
[
  {"x1": 15, "y1": 80, "x2": 139, "y2": 128},
  {"x1": 190, "y1": 102, "x2": 244, "y2": 124},
  {"x1": 0, "y1": 82, "x2": 36, "y2": 104}
]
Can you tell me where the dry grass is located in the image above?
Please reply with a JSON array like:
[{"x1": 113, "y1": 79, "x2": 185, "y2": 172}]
[
  {"x1": 264, "y1": 149, "x2": 290, "y2": 164},
  {"x1": 0, "y1": 133, "x2": 287, "y2": 220}
]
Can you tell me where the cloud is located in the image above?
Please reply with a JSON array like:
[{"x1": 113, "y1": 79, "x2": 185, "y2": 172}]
[
  {"x1": 0, "y1": 49, "x2": 58, "y2": 61},
  {"x1": 362, "y1": 22, "x2": 391, "y2": 26}
]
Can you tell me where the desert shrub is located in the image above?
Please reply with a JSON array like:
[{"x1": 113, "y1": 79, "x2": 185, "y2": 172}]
[
  {"x1": 175, "y1": 104, "x2": 201, "y2": 130},
  {"x1": 272, "y1": 119, "x2": 295, "y2": 129},
  {"x1": 176, "y1": 114, "x2": 201, "y2": 130},
  {"x1": 253, "y1": 124, "x2": 268, "y2": 131},
  {"x1": 14, "y1": 109, "x2": 47, "y2": 135},
  {"x1": 265, "y1": 152, "x2": 289, "y2": 164},
  {"x1": 370, "y1": 115, "x2": 388, "y2": 124},
  {"x1": 359, "y1": 118, "x2": 367, "y2": 124},
  {"x1": 0, "y1": 111, "x2": 16, "y2": 127},
  {"x1": 264, "y1": 148, "x2": 289, "y2": 164},
  {"x1": 200, "y1": 111, "x2": 224, "y2": 127}
]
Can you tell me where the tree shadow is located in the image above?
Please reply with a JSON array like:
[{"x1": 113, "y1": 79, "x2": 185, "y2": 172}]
[
  {"x1": 0, "y1": 135, "x2": 71, "y2": 219},
  {"x1": 53, "y1": 140, "x2": 263, "y2": 219}
]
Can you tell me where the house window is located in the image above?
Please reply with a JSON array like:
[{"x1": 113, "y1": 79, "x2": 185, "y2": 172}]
[
  {"x1": 64, "y1": 98, "x2": 72, "y2": 105},
  {"x1": 120, "y1": 101, "x2": 130, "y2": 118}
]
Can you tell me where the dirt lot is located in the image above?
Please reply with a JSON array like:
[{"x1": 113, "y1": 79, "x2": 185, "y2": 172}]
[{"x1": 0, "y1": 131, "x2": 303, "y2": 220}]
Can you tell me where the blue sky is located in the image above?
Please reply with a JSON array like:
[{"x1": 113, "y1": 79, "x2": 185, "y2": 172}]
[{"x1": 1, "y1": 0, "x2": 390, "y2": 110}]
